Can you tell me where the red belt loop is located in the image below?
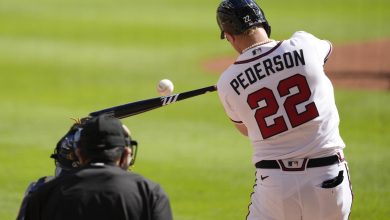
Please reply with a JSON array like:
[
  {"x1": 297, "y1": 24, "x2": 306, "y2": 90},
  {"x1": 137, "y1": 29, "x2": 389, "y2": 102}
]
[{"x1": 337, "y1": 152, "x2": 345, "y2": 162}]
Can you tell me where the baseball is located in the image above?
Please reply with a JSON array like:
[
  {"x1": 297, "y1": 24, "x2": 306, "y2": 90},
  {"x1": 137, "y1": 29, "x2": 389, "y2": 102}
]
[{"x1": 157, "y1": 79, "x2": 174, "y2": 96}]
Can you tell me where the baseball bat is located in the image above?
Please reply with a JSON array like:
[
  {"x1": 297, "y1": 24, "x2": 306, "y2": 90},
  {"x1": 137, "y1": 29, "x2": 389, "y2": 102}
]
[{"x1": 89, "y1": 85, "x2": 217, "y2": 119}]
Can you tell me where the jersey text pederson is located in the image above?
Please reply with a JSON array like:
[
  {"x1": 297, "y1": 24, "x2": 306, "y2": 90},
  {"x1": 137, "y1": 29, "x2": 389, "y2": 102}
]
[{"x1": 230, "y1": 49, "x2": 305, "y2": 95}]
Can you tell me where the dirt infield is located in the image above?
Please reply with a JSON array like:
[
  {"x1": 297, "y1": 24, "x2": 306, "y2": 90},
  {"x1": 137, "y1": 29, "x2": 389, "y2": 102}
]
[{"x1": 202, "y1": 39, "x2": 390, "y2": 91}]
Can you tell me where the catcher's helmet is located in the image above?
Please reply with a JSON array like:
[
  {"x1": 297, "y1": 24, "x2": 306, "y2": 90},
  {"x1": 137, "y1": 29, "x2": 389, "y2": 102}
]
[
  {"x1": 51, "y1": 123, "x2": 81, "y2": 177},
  {"x1": 217, "y1": 0, "x2": 271, "y2": 39}
]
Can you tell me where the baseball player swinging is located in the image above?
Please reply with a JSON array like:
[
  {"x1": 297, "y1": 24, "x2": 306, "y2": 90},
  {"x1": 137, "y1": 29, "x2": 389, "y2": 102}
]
[{"x1": 215, "y1": 0, "x2": 353, "y2": 219}]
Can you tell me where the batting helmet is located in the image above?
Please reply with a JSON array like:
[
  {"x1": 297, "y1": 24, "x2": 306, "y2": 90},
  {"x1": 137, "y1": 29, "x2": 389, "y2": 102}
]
[{"x1": 216, "y1": 0, "x2": 271, "y2": 39}]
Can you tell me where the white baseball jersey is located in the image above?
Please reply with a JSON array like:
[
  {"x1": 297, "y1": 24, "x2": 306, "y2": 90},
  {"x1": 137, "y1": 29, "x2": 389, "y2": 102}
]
[{"x1": 217, "y1": 31, "x2": 345, "y2": 163}]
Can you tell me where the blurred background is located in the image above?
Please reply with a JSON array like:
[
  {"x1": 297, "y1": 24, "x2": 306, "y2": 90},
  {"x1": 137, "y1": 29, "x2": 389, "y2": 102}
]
[{"x1": 0, "y1": 0, "x2": 389, "y2": 219}]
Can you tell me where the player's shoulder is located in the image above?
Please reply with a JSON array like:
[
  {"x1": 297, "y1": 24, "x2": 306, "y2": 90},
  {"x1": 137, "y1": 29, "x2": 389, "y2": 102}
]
[
  {"x1": 288, "y1": 31, "x2": 331, "y2": 50},
  {"x1": 289, "y1": 31, "x2": 321, "y2": 42},
  {"x1": 217, "y1": 64, "x2": 236, "y2": 87},
  {"x1": 289, "y1": 31, "x2": 333, "y2": 61}
]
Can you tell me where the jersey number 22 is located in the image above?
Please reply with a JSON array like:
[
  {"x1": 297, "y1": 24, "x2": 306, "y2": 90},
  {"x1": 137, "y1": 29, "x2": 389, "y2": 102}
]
[{"x1": 247, "y1": 74, "x2": 319, "y2": 139}]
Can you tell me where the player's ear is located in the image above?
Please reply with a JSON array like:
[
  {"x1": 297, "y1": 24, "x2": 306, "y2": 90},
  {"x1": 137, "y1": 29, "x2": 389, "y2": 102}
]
[
  {"x1": 119, "y1": 147, "x2": 132, "y2": 170},
  {"x1": 225, "y1": 32, "x2": 235, "y2": 43}
]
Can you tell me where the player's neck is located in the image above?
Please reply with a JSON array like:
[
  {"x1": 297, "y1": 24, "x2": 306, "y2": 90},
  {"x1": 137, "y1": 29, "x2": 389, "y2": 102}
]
[
  {"x1": 241, "y1": 38, "x2": 273, "y2": 54},
  {"x1": 238, "y1": 29, "x2": 271, "y2": 54}
]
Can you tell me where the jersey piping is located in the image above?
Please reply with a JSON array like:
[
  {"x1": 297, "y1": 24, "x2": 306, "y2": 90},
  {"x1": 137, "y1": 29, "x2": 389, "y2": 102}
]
[
  {"x1": 230, "y1": 118, "x2": 243, "y2": 123},
  {"x1": 324, "y1": 40, "x2": 333, "y2": 63}
]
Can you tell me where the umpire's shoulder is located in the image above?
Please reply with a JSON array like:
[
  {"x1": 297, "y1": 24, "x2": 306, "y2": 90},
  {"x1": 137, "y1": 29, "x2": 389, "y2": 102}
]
[
  {"x1": 126, "y1": 171, "x2": 166, "y2": 192},
  {"x1": 124, "y1": 171, "x2": 156, "y2": 184}
]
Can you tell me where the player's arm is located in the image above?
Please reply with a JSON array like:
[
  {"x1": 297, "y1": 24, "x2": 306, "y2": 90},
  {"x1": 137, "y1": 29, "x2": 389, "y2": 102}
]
[
  {"x1": 234, "y1": 122, "x2": 248, "y2": 136},
  {"x1": 304, "y1": 32, "x2": 333, "y2": 64},
  {"x1": 217, "y1": 87, "x2": 248, "y2": 136}
]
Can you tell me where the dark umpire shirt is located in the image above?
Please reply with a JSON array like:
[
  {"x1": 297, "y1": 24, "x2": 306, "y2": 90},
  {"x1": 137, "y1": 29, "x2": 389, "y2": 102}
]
[{"x1": 24, "y1": 163, "x2": 173, "y2": 220}]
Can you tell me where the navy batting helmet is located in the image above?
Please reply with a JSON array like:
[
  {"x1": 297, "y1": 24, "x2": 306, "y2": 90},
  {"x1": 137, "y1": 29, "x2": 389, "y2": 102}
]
[{"x1": 216, "y1": 0, "x2": 271, "y2": 39}]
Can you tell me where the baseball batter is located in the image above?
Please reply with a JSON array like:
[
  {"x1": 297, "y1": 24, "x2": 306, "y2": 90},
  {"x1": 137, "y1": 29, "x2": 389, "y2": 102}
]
[{"x1": 216, "y1": 0, "x2": 353, "y2": 219}]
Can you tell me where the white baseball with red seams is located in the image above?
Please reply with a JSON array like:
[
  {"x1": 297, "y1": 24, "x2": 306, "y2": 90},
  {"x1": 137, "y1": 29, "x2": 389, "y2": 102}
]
[{"x1": 157, "y1": 79, "x2": 174, "y2": 96}]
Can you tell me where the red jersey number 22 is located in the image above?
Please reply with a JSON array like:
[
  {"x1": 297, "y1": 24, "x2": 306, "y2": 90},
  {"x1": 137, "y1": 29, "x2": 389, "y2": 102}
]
[{"x1": 247, "y1": 74, "x2": 319, "y2": 139}]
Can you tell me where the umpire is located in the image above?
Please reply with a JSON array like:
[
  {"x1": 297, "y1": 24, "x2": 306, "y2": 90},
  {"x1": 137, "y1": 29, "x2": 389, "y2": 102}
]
[{"x1": 24, "y1": 114, "x2": 173, "y2": 220}]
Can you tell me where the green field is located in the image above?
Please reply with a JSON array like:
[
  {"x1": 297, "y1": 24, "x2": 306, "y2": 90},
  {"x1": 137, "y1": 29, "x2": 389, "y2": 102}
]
[{"x1": 1, "y1": 0, "x2": 389, "y2": 219}]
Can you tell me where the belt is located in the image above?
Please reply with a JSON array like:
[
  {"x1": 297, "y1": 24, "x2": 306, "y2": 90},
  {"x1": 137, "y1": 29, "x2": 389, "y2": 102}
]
[{"x1": 255, "y1": 155, "x2": 342, "y2": 170}]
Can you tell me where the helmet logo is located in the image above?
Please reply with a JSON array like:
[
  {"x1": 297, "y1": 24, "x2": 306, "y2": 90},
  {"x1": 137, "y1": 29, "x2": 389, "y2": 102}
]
[{"x1": 243, "y1": 15, "x2": 251, "y2": 23}]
